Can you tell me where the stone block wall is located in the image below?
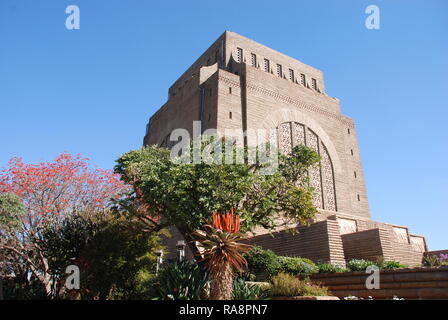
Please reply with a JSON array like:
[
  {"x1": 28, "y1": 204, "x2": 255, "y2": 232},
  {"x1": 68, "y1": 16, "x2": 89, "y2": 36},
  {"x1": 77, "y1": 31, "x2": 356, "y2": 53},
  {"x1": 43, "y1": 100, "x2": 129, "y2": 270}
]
[
  {"x1": 308, "y1": 267, "x2": 448, "y2": 300},
  {"x1": 244, "y1": 220, "x2": 346, "y2": 266},
  {"x1": 341, "y1": 228, "x2": 386, "y2": 262},
  {"x1": 341, "y1": 227, "x2": 424, "y2": 267}
]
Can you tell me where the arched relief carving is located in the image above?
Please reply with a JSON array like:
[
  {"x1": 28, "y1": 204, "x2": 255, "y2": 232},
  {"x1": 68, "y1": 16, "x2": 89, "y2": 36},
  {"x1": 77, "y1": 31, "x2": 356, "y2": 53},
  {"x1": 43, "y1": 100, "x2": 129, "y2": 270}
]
[
  {"x1": 259, "y1": 108, "x2": 342, "y2": 175},
  {"x1": 274, "y1": 118, "x2": 338, "y2": 212}
]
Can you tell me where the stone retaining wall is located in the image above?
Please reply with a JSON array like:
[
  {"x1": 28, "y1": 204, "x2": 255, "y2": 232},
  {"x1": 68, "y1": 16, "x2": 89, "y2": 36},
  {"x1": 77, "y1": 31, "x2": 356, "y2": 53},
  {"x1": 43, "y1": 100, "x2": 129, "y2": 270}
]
[
  {"x1": 307, "y1": 267, "x2": 448, "y2": 300},
  {"x1": 244, "y1": 220, "x2": 346, "y2": 266}
]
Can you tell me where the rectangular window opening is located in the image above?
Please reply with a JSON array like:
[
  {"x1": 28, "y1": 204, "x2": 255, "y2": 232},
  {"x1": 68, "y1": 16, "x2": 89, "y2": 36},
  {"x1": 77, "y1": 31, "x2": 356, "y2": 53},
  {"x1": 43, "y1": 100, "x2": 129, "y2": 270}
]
[
  {"x1": 237, "y1": 48, "x2": 243, "y2": 63},
  {"x1": 289, "y1": 69, "x2": 294, "y2": 82},
  {"x1": 264, "y1": 58, "x2": 270, "y2": 72},
  {"x1": 277, "y1": 64, "x2": 282, "y2": 77},
  {"x1": 300, "y1": 73, "x2": 306, "y2": 86},
  {"x1": 251, "y1": 53, "x2": 257, "y2": 67}
]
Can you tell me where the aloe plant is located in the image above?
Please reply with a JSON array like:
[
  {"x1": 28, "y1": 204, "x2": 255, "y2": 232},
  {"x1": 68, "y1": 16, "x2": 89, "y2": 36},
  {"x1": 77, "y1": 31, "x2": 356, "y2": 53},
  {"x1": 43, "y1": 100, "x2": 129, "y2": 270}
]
[
  {"x1": 192, "y1": 211, "x2": 252, "y2": 300},
  {"x1": 155, "y1": 260, "x2": 208, "y2": 300}
]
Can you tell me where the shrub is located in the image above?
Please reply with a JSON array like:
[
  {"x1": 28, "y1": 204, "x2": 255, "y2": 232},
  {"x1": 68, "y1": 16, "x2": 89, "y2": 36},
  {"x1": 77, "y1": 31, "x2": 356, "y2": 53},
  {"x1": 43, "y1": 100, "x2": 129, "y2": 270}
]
[
  {"x1": 423, "y1": 254, "x2": 448, "y2": 267},
  {"x1": 346, "y1": 258, "x2": 407, "y2": 271},
  {"x1": 380, "y1": 260, "x2": 407, "y2": 270},
  {"x1": 245, "y1": 246, "x2": 281, "y2": 278},
  {"x1": 269, "y1": 273, "x2": 328, "y2": 297},
  {"x1": 232, "y1": 278, "x2": 268, "y2": 300},
  {"x1": 278, "y1": 256, "x2": 318, "y2": 276},
  {"x1": 245, "y1": 247, "x2": 317, "y2": 279},
  {"x1": 301, "y1": 282, "x2": 329, "y2": 296},
  {"x1": 238, "y1": 272, "x2": 256, "y2": 281},
  {"x1": 346, "y1": 259, "x2": 377, "y2": 271},
  {"x1": 153, "y1": 260, "x2": 209, "y2": 300},
  {"x1": 423, "y1": 255, "x2": 439, "y2": 267},
  {"x1": 317, "y1": 263, "x2": 348, "y2": 274}
]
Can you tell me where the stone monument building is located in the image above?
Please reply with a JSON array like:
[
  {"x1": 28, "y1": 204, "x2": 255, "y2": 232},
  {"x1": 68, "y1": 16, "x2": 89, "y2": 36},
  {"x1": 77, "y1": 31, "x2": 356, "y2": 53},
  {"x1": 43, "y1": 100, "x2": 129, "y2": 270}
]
[{"x1": 143, "y1": 31, "x2": 427, "y2": 266}]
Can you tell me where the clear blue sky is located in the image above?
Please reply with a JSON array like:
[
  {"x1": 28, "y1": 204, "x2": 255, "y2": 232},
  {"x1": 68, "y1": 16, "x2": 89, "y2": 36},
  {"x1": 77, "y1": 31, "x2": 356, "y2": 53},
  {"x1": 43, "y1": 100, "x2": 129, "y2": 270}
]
[{"x1": 0, "y1": 0, "x2": 447, "y2": 250}]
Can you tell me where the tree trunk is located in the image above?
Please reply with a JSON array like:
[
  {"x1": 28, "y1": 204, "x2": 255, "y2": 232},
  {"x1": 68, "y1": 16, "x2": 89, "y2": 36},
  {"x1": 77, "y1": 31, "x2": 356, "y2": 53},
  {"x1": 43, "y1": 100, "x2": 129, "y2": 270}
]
[{"x1": 209, "y1": 262, "x2": 234, "y2": 300}]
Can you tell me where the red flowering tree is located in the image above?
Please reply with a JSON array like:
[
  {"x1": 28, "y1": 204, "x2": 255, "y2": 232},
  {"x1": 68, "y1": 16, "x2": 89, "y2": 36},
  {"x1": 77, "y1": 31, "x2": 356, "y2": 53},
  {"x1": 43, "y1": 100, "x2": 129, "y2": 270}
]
[{"x1": 0, "y1": 153, "x2": 128, "y2": 297}]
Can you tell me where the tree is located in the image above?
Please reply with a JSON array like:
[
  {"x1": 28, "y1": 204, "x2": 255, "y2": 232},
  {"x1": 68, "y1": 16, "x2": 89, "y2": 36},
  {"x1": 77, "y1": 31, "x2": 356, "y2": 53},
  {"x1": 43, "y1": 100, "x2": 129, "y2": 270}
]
[
  {"x1": 114, "y1": 141, "x2": 320, "y2": 271},
  {"x1": 0, "y1": 193, "x2": 25, "y2": 300},
  {"x1": 0, "y1": 153, "x2": 128, "y2": 297},
  {"x1": 39, "y1": 210, "x2": 163, "y2": 299}
]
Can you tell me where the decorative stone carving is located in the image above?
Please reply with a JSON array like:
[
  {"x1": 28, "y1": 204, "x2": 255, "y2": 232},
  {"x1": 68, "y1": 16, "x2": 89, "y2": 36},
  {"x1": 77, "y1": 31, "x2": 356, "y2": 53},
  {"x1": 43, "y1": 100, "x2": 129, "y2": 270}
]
[
  {"x1": 307, "y1": 129, "x2": 323, "y2": 209},
  {"x1": 393, "y1": 227, "x2": 409, "y2": 244},
  {"x1": 292, "y1": 122, "x2": 305, "y2": 147},
  {"x1": 321, "y1": 142, "x2": 337, "y2": 211},
  {"x1": 276, "y1": 121, "x2": 336, "y2": 211},
  {"x1": 338, "y1": 218, "x2": 357, "y2": 235},
  {"x1": 278, "y1": 122, "x2": 292, "y2": 155}
]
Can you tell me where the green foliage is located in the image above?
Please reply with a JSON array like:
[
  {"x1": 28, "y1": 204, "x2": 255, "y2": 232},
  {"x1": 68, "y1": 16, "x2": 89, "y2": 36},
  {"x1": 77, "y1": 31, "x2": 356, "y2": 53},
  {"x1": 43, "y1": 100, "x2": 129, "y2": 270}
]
[
  {"x1": 422, "y1": 254, "x2": 448, "y2": 267},
  {"x1": 232, "y1": 278, "x2": 268, "y2": 300},
  {"x1": 81, "y1": 214, "x2": 162, "y2": 299},
  {"x1": 153, "y1": 260, "x2": 209, "y2": 300},
  {"x1": 39, "y1": 211, "x2": 162, "y2": 299},
  {"x1": 423, "y1": 255, "x2": 439, "y2": 267},
  {"x1": 40, "y1": 214, "x2": 97, "y2": 280},
  {"x1": 346, "y1": 259, "x2": 377, "y2": 271},
  {"x1": 245, "y1": 246, "x2": 317, "y2": 279},
  {"x1": 0, "y1": 193, "x2": 24, "y2": 230},
  {"x1": 346, "y1": 258, "x2": 407, "y2": 271},
  {"x1": 269, "y1": 273, "x2": 328, "y2": 297},
  {"x1": 114, "y1": 143, "x2": 319, "y2": 234},
  {"x1": 245, "y1": 246, "x2": 281, "y2": 278},
  {"x1": 317, "y1": 263, "x2": 349, "y2": 274},
  {"x1": 277, "y1": 256, "x2": 318, "y2": 276},
  {"x1": 379, "y1": 260, "x2": 408, "y2": 270},
  {"x1": 238, "y1": 272, "x2": 256, "y2": 281}
]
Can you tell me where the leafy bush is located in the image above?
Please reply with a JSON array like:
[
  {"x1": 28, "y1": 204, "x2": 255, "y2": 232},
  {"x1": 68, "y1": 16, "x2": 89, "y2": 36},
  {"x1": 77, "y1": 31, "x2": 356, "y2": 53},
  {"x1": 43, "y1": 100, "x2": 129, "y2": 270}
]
[
  {"x1": 346, "y1": 259, "x2": 377, "y2": 271},
  {"x1": 238, "y1": 272, "x2": 256, "y2": 281},
  {"x1": 269, "y1": 273, "x2": 328, "y2": 297},
  {"x1": 301, "y1": 282, "x2": 329, "y2": 297},
  {"x1": 245, "y1": 246, "x2": 281, "y2": 278},
  {"x1": 232, "y1": 278, "x2": 268, "y2": 300},
  {"x1": 423, "y1": 254, "x2": 448, "y2": 267},
  {"x1": 423, "y1": 255, "x2": 439, "y2": 267},
  {"x1": 245, "y1": 246, "x2": 317, "y2": 279},
  {"x1": 278, "y1": 256, "x2": 318, "y2": 276},
  {"x1": 380, "y1": 260, "x2": 407, "y2": 270},
  {"x1": 153, "y1": 260, "x2": 209, "y2": 300},
  {"x1": 39, "y1": 211, "x2": 162, "y2": 300},
  {"x1": 317, "y1": 263, "x2": 348, "y2": 274},
  {"x1": 346, "y1": 258, "x2": 408, "y2": 271}
]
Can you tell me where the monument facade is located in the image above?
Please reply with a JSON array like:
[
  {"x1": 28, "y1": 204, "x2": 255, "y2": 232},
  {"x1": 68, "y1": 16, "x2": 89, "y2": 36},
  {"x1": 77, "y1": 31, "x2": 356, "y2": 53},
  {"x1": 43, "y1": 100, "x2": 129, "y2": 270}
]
[{"x1": 143, "y1": 31, "x2": 426, "y2": 266}]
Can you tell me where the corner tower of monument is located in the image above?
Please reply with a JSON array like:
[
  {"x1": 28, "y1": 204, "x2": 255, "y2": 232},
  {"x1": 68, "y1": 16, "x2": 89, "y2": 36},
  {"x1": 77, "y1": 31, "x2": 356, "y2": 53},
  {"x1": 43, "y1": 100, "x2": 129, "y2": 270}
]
[{"x1": 143, "y1": 31, "x2": 427, "y2": 266}]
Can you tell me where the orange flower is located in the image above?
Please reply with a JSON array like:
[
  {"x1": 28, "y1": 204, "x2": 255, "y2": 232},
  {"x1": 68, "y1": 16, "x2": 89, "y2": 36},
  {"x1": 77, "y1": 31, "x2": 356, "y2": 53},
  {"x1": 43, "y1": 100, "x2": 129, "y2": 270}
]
[{"x1": 212, "y1": 209, "x2": 240, "y2": 234}]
